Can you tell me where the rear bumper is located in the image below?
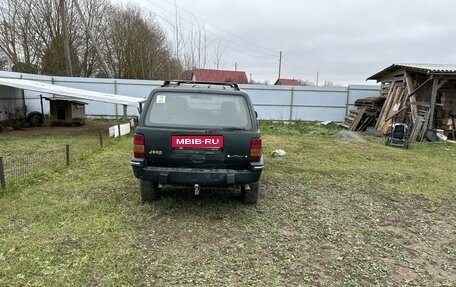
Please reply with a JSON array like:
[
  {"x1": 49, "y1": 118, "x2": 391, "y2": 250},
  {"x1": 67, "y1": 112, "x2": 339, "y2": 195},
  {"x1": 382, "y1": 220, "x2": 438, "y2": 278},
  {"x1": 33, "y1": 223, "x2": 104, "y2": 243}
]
[{"x1": 131, "y1": 157, "x2": 263, "y2": 186}]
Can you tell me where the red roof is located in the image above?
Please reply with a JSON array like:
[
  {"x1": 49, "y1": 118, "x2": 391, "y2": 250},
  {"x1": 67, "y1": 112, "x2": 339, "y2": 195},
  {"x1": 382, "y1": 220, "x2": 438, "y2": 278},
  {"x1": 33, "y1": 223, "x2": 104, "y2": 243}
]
[
  {"x1": 181, "y1": 68, "x2": 249, "y2": 84},
  {"x1": 274, "y1": 78, "x2": 300, "y2": 86}
]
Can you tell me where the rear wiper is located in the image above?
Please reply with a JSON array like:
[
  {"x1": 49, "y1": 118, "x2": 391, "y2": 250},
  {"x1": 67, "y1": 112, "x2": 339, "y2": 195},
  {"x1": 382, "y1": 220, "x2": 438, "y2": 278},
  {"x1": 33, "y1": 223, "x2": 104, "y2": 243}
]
[{"x1": 221, "y1": 127, "x2": 246, "y2": 130}]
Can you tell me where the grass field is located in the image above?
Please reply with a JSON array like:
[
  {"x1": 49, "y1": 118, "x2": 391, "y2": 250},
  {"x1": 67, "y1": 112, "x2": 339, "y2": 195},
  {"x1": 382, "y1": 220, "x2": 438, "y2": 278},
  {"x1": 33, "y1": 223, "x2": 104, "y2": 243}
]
[{"x1": 0, "y1": 121, "x2": 455, "y2": 286}]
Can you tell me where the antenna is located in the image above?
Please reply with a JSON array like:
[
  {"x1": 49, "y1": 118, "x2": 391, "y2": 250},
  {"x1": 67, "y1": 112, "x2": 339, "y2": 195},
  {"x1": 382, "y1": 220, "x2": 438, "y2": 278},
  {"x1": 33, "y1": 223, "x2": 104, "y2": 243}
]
[{"x1": 278, "y1": 51, "x2": 282, "y2": 80}]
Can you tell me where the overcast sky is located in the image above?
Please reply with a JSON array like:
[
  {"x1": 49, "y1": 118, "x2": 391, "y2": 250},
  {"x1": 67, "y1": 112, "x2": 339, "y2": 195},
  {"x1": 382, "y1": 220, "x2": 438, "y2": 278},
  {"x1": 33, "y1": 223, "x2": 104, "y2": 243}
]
[{"x1": 124, "y1": 0, "x2": 456, "y2": 85}]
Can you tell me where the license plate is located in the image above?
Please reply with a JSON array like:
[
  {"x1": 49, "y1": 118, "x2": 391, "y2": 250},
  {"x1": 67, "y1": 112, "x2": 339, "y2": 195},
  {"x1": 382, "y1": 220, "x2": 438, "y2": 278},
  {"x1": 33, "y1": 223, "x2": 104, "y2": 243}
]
[{"x1": 172, "y1": 135, "x2": 224, "y2": 149}]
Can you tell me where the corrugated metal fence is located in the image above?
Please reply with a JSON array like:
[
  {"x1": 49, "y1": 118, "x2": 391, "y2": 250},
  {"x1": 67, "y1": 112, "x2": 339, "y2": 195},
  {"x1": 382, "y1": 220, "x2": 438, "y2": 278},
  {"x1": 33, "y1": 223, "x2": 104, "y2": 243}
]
[{"x1": 0, "y1": 71, "x2": 380, "y2": 122}]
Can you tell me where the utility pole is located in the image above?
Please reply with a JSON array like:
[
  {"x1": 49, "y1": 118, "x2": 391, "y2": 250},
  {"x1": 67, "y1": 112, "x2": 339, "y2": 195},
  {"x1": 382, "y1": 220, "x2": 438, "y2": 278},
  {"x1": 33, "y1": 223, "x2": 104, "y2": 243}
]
[
  {"x1": 173, "y1": 0, "x2": 180, "y2": 79},
  {"x1": 60, "y1": 0, "x2": 73, "y2": 76},
  {"x1": 316, "y1": 71, "x2": 319, "y2": 87},
  {"x1": 278, "y1": 51, "x2": 282, "y2": 80},
  {"x1": 73, "y1": 0, "x2": 113, "y2": 78}
]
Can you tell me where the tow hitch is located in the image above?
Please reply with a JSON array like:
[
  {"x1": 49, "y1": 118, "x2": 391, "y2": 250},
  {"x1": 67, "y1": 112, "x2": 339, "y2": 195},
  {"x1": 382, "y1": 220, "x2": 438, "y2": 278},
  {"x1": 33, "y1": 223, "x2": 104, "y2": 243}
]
[{"x1": 194, "y1": 184, "x2": 200, "y2": 195}]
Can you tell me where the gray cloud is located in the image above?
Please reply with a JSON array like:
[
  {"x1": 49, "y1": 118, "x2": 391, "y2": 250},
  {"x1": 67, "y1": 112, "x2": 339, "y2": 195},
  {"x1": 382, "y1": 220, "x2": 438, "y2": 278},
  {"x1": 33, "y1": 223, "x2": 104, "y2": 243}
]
[{"x1": 129, "y1": 0, "x2": 456, "y2": 85}]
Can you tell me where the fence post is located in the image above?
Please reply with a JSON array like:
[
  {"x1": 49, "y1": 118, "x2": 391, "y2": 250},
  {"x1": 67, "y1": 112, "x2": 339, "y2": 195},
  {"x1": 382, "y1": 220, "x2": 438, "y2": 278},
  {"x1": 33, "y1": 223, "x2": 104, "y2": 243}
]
[
  {"x1": 345, "y1": 85, "x2": 351, "y2": 116},
  {"x1": 289, "y1": 87, "x2": 295, "y2": 121},
  {"x1": 99, "y1": 132, "x2": 103, "y2": 148},
  {"x1": 117, "y1": 124, "x2": 121, "y2": 137},
  {"x1": 0, "y1": 157, "x2": 6, "y2": 188},
  {"x1": 66, "y1": 144, "x2": 70, "y2": 166}
]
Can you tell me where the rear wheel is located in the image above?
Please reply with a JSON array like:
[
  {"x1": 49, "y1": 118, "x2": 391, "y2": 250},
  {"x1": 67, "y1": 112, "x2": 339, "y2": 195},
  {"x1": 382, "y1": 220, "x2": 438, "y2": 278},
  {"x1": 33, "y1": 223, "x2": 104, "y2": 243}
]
[
  {"x1": 241, "y1": 181, "x2": 260, "y2": 204},
  {"x1": 139, "y1": 180, "x2": 159, "y2": 202}
]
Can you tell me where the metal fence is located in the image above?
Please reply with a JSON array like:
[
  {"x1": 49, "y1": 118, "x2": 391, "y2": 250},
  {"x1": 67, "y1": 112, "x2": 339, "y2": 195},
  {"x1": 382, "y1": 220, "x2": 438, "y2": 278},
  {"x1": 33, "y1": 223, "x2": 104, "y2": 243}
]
[
  {"x1": 0, "y1": 146, "x2": 66, "y2": 187},
  {"x1": 0, "y1": 132, "x2": 113, "y2": 188},
  {"x1": 0, "y1": 71, "x2": 381, "y2": 122}
]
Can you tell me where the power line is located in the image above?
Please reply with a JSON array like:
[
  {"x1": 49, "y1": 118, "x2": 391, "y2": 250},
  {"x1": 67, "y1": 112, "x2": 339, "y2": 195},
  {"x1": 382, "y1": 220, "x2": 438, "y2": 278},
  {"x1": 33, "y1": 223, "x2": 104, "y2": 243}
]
[
  {"x1": 154, "y1": 0, "x2": 277, "y2": 55},
  {"x1": 131, "y1": 0, "x2": 277, "y2": 61}
]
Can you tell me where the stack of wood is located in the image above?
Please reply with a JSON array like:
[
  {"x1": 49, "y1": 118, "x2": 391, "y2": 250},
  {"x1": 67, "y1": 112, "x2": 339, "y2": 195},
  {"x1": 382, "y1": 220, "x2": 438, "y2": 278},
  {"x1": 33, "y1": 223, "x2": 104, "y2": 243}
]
[
  {"x1": 375, "y1": 75, "x2": 436, "y2": 141},
  {"x1": 341, "y1": 97, "x2": 385, "y2": 131},
  {"x1": 375, "y1": 83, "x2": 409, "y2": 134}
]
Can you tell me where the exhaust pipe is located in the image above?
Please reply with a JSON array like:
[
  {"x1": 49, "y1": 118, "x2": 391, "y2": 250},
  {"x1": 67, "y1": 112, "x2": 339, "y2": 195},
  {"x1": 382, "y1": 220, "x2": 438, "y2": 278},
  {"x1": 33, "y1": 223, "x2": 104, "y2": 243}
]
[{"x1": 243, "y1": 184, "x2": 250, "y2": 191}]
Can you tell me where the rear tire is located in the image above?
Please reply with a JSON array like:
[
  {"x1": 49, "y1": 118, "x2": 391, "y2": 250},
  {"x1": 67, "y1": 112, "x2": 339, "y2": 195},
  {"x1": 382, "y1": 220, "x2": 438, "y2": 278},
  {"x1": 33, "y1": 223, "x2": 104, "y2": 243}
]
[
  {"x1": 140, "y1": 180, "x2": 159, "y2": 202},
  {"x1": 241, "y1": 181, "x2": 260, "y2": 204}
]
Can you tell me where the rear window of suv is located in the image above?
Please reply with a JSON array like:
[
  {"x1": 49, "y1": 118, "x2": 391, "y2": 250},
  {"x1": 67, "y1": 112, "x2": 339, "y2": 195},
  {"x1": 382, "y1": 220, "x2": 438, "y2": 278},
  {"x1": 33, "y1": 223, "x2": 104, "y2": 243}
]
[{"x1": 145, "y1": 93, "x2": 252, "y2": 129}]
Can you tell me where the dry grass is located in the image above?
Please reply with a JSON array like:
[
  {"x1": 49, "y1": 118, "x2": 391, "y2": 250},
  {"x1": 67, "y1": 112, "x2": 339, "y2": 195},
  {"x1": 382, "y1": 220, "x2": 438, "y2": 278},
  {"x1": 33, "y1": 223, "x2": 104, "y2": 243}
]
[{"x1": 0, "y1": 121, "x2": 455, "y2": 286}]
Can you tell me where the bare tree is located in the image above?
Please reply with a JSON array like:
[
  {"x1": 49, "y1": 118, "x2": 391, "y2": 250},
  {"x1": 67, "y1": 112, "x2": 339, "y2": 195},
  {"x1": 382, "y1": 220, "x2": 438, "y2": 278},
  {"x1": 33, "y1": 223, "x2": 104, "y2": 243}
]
[
  {"x1": 102, "y1": 5, "x2": 181, "y2": 79},
  {"x1": 0, "y1": 0, "x2": 41, "y2": 72},
  {"x1": 0, "y1": 50, "x2": 10, "y2": 70},
  {"x1": 0, "y1": 0, "x2": 182, "y2": 79}
]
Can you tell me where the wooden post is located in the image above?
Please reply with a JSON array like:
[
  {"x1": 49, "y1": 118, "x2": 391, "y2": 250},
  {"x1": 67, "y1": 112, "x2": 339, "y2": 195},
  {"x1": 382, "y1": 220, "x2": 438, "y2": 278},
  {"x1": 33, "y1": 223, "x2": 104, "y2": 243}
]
[
  {"x1": 429, "y1": 78, "x2": 439, "y2": 129},
  {"x1": 99, "y1": 132, "x2": 103, "y2": 148},
  {"x1": 66, "y1": 144, "x2": 70, "y2": 166},
  {"x1": 39, "y1": 95, "x2": 45, "y2": 117},
  {"x1": 123, "y1": 104, "x2": 128, "y2": 122},
  {"x1": 405, "y1": 74, "x2": 418, "y2": 122},
  {"x1": 0, "y1": 157, "x2": 6, "y2": 189}
]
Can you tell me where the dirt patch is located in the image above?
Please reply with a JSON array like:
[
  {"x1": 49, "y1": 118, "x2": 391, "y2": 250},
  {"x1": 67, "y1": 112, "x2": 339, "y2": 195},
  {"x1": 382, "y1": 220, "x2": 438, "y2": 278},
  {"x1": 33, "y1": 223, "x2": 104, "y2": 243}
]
[{"x1": 134, "y1": 180, "x2": 456, "y2": 286}]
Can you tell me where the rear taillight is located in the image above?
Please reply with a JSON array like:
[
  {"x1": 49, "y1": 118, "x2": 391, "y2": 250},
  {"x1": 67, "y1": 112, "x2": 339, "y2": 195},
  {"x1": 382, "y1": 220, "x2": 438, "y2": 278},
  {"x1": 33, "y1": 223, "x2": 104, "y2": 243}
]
[
  {"x1": 249, "y1": 137, "x2": 262, "y2": 161},
  {"x1": 133, "y1": 133, "x2": 145, "y2": 158}
]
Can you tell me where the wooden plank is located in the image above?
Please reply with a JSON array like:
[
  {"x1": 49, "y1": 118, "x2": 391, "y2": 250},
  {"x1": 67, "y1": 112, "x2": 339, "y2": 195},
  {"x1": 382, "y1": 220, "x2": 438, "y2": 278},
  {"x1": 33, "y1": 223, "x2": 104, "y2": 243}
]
[
  {"x1": 438, "y1": 79, "x2": 449, "y2": 90},
  {"x1": 428, "y1": 78, "x2": 439, "y2": 129},
  {"x1": 349, "y1": 107, "x2": 366, "y2": 131},
  {"x1": 381, "y1": 87, "x2": 404, "y2": 133},
  {"x1": 375, "y1": 82, "x2": 396, "y2": 129},
  {"x1": 409, "y1": 102, "x2": 431, "y2": 106},
  {"x1": 405, "y1": 73, "x2": 419, "y2": 124},
  {"x1": 383, "y1": 106, "x2": 408, "y2": 122},
  {"x1": 406, "y1": 78, "x2": 432, "y2": 99},
  {"x1": 419, "y1": 111, "x2": 431, "y2": 141}
]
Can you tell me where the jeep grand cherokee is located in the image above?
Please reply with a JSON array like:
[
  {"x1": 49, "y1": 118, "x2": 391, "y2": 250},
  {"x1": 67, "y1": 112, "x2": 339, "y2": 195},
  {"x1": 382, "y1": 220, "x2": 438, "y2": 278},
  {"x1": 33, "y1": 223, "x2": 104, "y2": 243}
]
[{"x1": 131, "y1": 81, "x2": 263, "y2": 203}]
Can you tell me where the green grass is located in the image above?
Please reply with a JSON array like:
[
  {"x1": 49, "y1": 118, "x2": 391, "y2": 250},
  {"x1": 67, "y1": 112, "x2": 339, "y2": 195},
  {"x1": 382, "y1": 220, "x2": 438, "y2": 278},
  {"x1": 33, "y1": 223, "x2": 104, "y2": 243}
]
[{"x1": 0, "y1": 121, "x2": 455, "y2": 286}]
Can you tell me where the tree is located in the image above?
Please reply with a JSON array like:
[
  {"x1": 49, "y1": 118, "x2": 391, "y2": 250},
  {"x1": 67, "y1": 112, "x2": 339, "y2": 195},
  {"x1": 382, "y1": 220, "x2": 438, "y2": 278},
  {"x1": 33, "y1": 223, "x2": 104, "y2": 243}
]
[
  {"x1": 0, "y1": 0, "x2": 40, "y2": 72},
  {"x1": 41, "y1": 34, "x2": 81, "y2": 76},
  {"x1": 0, "y1": 51, "x2": 9, "y2": 70},
  {"x1": 103, "y1": 5, "x2": 181, "y2": 79},
  {"x1": 0, "y1": 0, "x2": 182, "y2": 79}
]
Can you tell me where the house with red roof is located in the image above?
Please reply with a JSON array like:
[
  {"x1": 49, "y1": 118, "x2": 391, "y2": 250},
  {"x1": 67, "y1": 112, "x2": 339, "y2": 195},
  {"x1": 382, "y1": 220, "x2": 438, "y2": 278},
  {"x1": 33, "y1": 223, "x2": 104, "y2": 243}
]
[
  {"x1": 181, "y1": 68, "x2": 249, "y2": 84},
  {"x1": 274, "y1": 78, "x2": 300, "y2": 86}
]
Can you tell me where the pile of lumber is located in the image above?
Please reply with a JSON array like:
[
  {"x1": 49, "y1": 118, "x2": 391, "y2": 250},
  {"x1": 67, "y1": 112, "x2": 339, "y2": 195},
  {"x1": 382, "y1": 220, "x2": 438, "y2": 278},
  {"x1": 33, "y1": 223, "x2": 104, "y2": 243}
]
[
  {"x1": 375, "y1": 83, "x2": 409, "y2": 134},
  {"x1": 375, "y1": 75, "x2": 437, "y2": 141},
  {"x1": 341, "y1": 97, "x2": 385, "y2": 131}
]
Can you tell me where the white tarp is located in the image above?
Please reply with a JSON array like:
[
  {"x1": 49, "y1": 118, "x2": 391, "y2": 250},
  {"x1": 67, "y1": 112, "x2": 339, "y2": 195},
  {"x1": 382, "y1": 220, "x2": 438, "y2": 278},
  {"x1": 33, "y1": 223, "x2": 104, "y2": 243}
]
[{"x1": 0, "y1": 78, "x2": 145, "y2": 106}]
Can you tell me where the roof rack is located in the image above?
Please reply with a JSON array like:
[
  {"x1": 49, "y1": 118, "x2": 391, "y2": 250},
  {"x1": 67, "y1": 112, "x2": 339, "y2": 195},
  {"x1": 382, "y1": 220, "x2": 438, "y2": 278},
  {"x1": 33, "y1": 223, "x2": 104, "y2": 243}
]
[{"x1": 161, "y1": 80, "x2": 240, "y2": 91}]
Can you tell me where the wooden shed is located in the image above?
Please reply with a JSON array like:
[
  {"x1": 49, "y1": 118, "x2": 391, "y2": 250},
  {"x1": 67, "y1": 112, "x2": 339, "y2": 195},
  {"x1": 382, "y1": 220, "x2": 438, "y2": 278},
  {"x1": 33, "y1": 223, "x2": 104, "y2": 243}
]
[
  {"x1": 368, "y1": 64, "x2": 456, "y2": 141},
  {"x1": 45, "y1": 98, "x2": 87, "y2": 126}
]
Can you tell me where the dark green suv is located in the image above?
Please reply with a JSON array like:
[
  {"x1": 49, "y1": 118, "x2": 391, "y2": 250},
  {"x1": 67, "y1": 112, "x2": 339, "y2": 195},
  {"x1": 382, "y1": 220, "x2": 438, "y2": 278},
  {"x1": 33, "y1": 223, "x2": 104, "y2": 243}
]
[{"x1": 131, "y1": 81, "x2": 263, "y2": 203}]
